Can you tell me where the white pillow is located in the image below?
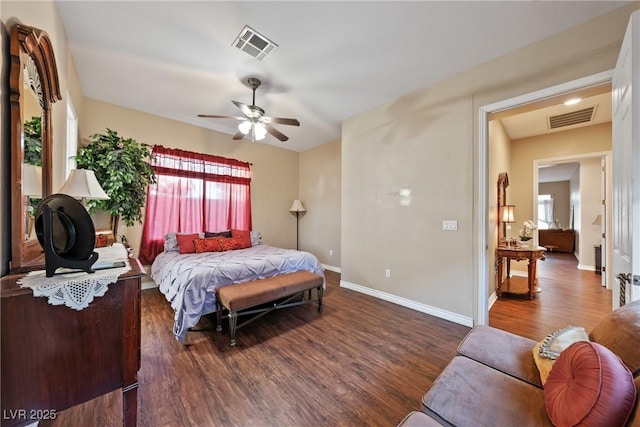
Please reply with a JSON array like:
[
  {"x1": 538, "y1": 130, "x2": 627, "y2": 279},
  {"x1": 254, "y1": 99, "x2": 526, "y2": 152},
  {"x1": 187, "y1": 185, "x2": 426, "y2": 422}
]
[
  {"x1": 250, "y1": 230, "x2": 263, "y2": 246},
  {"x1": 532, "y1": 325, "x2": 589, "y2": 384}
]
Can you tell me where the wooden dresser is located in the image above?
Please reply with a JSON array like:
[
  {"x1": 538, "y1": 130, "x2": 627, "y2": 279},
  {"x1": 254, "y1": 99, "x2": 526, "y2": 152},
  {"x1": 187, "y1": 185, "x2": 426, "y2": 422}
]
[{"x1": 1, "y1": 259, "x2": 144, "y2": 426}]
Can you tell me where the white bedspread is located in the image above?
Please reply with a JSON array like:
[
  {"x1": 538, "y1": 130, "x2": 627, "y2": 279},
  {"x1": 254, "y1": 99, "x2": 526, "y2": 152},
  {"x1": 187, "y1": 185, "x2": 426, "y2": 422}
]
[{"x1": 151, "y1": 245, "x2": 325, "y2": 342}]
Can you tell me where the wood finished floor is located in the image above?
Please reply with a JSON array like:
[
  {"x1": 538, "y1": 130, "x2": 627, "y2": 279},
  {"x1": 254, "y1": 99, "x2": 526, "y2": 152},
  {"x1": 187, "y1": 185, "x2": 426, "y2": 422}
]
[
  {"x1": 489, "y1": 251, "x2": 612, "y2": 340},
  {"x1": 44, "y1": 270, "x2": 470, "y2": 427},
  {"x1": 44, "y1": 254, "x2": 611, "y2": 426}
]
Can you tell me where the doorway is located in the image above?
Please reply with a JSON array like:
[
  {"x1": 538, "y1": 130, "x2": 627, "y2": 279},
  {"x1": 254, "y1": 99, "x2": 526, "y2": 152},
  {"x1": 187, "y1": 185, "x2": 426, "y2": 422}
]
[{"x1": 476, "y1": 70, "x2": 614, "y2": 326}]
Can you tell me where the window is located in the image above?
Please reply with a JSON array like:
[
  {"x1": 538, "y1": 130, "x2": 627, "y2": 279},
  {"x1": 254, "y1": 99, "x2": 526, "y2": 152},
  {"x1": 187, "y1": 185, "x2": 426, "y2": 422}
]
[
  {"x1": 139, "y1": 146, "x2": 251, "y2": 264},
  {"x1": 538, "y1": 194, "x2": 554, "y2": 230},
  {"x1": 65, "y1": 96, "x2": 78, "y2": 177}
]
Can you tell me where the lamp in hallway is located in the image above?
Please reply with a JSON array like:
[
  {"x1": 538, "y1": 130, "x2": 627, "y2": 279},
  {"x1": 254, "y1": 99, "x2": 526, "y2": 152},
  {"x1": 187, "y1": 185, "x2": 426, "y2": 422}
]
[
  {"x1": 289, "y1": 199, "x2": 306, "y2": 250},
  {"x1": 501, "y1": 204, "x2": 516, "y2": 245}
]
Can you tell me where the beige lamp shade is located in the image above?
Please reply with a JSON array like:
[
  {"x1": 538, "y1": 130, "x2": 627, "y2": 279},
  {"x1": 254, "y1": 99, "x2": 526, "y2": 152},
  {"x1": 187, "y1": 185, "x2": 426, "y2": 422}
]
[
  {"x1": 289, "y1": 199, "x2": 306, "y2": 212},
  {"x1": 59, "y1": 169, "x2": 110, "y2": 202},
  {"x1": 23, "y1": 164, "x2": 42, "y2": 197},
  {"x1": 501, "y1": 205, "x2": 515, "y2": 223}
]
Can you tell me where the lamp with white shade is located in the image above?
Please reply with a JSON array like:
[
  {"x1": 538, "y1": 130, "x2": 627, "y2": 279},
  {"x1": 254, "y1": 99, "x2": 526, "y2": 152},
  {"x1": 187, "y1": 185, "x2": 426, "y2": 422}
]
[
  {"x1": 289, "y1": 199, "x2": 306, "y2": 250},
  {"x1": 500, "y1": 204, "x2": 516, "y2": 245},
  {"x1": 59, "y1": 169, "x2": 110, "y2": 207}
]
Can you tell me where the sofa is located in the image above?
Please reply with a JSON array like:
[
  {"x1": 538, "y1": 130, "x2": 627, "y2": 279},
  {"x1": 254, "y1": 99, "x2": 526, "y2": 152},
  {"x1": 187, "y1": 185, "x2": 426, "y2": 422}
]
[{"x1": 398, "y1": 300, "x2": 640, "y2": 427}]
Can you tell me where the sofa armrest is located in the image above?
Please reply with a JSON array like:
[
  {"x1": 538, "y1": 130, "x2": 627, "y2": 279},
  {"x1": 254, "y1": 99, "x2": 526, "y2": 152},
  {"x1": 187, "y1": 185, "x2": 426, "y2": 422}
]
[{"x1": 457, "y1": 325, "x2": 542, "y2": 388}]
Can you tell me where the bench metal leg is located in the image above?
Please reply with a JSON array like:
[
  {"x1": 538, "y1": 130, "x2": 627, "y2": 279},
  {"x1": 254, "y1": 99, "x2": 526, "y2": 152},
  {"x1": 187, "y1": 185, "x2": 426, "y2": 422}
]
[
  {"x1": 317, "y1": 286, "x2": 324, "y2": 312},
  {"x1": 216, "y1": 302, "x2": 223, "y2": 332},
  {"x1": 228, "y1": 311, "x2": 238, "y2": 346}
]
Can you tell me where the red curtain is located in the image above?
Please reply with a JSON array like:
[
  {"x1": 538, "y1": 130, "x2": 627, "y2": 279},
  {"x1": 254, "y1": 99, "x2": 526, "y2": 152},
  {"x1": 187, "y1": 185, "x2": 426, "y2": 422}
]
[{"x1": 139, "y1": 146, "x2": 251, "y2": 264}]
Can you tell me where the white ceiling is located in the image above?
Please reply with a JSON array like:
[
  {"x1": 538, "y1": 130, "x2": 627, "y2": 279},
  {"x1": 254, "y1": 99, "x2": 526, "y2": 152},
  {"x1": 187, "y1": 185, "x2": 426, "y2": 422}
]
[
  {"x1": 56, "y1": 1, "x2": 629, "y2": 152},
  {"x1": 501, "y1": 92, "x2": 612, "y2": 140},
  {"x1": 539, "y1": 162, "x2": 580, "y2": 183}
]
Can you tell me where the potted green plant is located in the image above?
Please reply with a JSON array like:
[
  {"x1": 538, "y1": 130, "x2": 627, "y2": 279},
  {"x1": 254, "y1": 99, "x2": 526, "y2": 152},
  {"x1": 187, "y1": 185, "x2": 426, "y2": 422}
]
[
  {"x1": 75, "y1": 128, "x2": 156, "y2": 237},
  {"x1": 24, "y1": 116, "x2": 42, "y2": 166}
]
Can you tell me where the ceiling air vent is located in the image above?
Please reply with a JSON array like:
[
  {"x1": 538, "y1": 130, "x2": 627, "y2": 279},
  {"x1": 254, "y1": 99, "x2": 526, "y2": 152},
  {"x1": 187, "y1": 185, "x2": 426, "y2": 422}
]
[
  {"x1": 233, "y1": 26, "x2": 277, "y2": 61},
  {"x1": 548, "y1": 107, "x2": 596, "y2": 130}
]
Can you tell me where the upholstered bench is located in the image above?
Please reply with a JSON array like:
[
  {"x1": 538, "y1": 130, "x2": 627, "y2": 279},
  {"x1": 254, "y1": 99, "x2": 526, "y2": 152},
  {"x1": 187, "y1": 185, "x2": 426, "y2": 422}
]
[{"x1": 215, "y1": 271, "x2": 324, "y2": 346}]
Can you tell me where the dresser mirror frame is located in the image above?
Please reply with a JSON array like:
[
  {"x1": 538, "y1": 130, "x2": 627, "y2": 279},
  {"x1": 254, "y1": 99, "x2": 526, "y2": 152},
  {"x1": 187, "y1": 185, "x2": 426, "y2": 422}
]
[
  {"x1": 497, "y1": 172, "x2": 509, "y2": 245},
  {"x1": 9, "y1": 23, "x2": 62, "y2": 273}
]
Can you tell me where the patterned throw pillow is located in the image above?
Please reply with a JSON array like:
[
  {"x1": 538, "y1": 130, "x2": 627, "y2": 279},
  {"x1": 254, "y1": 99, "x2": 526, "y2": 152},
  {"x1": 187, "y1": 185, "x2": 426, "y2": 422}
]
[
  {"x1": 230, "y1": 229, "x2": 252, "y2": 249},
  {"x1": 532, "y1": 325, "x2": 589, "y2": 384},
  {"x1": 218, "y1": 237, "x2": 246, "y2": 251},
  {"x1": 193, "y1": 237, "x2": 224, "y2": 253}
]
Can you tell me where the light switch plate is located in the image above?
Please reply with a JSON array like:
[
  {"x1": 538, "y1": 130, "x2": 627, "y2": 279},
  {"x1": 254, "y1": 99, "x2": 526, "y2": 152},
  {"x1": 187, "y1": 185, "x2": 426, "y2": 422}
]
[{"x1": 442, "y1": 220, "x2": 458, "y2": 231}]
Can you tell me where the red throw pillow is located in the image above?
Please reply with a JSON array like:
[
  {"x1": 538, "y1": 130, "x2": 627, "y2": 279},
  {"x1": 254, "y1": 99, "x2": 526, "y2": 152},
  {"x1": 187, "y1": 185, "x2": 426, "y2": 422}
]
[
  {"x1": 193, "y1": 237, "x2": 224, "y2": 253},
  {"x1": 544, "y1": 341, "x2": 636, "y2": 427},
  {"x1": 219, "y1": 237, "x2": 246, "y2": 251},
  {"x1": 231, "y1": 229, "x2": 252, "y2": 248},
  {"x1": 175, "y1": 233, "x2": 200, "y2": 254}
]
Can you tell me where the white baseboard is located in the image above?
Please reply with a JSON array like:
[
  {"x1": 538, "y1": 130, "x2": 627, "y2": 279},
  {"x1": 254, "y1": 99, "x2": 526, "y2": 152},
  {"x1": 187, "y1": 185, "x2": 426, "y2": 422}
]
[
  {"x1": 510, "y1": 270, "x2": 528, "y2": 278},
  {"x1": 322, "y1": 264, "x2": 341, "y2": 273},
  {"x1": 141, "y1": 278, "x2": 158, "y2": 290},
  {"x1": 488, "y1": 291, "x2": 498, "y2": 310},
  {"x1": 340, "y1": 280, "x2": 474, "y2": 327},
  {"x1": 577, "y1": 263, "x2": 596, "y2": 271}
]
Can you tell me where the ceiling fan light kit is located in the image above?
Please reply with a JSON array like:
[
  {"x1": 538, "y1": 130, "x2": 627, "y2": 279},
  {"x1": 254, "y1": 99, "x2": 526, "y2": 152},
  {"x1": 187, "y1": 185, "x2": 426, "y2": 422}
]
[{"x1": 198, "y1": 77, "x2": 300, "y2": 143}]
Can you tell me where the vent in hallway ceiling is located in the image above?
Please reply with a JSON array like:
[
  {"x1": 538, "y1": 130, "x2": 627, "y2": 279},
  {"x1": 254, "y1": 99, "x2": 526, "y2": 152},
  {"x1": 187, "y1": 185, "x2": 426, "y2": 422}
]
[
  {"x1": 232, "y1": 26, "x2": 277, "y2": 60},
  {"x1": 548, "y1": 107, "x2": 596, "y2": 130}
]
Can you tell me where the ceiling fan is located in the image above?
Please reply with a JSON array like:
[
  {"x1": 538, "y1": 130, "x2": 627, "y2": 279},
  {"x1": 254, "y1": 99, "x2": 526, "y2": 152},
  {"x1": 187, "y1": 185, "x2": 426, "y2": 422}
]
[{"x1": 198, "y1": 77, "x2": 300, "y2": 142}]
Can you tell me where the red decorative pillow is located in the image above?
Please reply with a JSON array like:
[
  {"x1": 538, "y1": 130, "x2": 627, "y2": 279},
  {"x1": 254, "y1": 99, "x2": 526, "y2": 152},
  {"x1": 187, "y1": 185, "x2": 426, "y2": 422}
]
[
  {"x1": 230, "y1": 229, "x2": 252, "y2": 248},
  {"x1": 176, "y1": 233, "x2": 200, "y2": 254},
  {"x1": 544, "y1": 341, "x2": 636, "y2": 427},
  {"x1": 193, "y1": 237, "x2": 224, "y2": 253},
  {"x1": 218, "y1": 237, "x2": 246, "y2": 251}
]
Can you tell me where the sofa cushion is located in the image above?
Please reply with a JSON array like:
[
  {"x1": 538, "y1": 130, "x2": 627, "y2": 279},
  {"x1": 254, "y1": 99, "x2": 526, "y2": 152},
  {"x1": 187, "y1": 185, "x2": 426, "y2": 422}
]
[
  {"x1": 397, "y1": 411, "x2": 443, "y2": 427},
  {"x1": 421, "y1": 356, "x2": 552, "y2": 427},
  {"x1": 457, "y1": 325, "x2": 542, "y2": 388},
  {"x1": 589, "y1": 300, "x2": 640, "y2": 374},
  {"x1": 544, "y1": 341, "x2": 637, "y2": 427},
  {"x1": 532, "y1": 326, "x2": 590, "y2": 384}
]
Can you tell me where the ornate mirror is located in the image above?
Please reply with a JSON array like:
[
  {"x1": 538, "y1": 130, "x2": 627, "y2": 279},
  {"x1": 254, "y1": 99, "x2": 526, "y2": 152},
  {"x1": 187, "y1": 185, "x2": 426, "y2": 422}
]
[
  {"x1": 497, "y1": 172, "x2": 509, "y2": 245},
  {"x1": 9, "y1": 23, "x2": 62, "y2": 272}
]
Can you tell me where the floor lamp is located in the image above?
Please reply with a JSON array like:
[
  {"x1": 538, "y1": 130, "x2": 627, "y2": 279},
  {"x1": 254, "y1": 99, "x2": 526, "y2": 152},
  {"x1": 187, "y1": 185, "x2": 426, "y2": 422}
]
[{"x1": 289, "y1": 200, "x2": 306, "y2": 250}]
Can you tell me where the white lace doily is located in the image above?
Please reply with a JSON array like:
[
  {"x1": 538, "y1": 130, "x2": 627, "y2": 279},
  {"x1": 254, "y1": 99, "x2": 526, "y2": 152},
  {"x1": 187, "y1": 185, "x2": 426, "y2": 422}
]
[{"x1": 18, "y1": 244, "x2": 132, "y2": 310}]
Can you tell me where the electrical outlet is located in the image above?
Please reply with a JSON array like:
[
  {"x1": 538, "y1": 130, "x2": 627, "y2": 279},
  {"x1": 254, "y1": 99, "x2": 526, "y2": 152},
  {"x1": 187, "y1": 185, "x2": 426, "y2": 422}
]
[
  {"x1": 442, "y1": 220, "x2": 458, "y2": 231},
  {"x1": 329, "y1": 249, "x2": 333, "y2": 256},
  {"x1": 385, "y1": 269, "x2": 391, "y2": 278}
]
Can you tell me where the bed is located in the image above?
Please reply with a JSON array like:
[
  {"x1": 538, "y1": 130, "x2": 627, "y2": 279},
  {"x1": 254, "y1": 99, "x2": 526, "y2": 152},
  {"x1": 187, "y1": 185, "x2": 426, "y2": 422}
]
[{"x1": 151, "y1": 242, "x2": 325, "y2": 342}]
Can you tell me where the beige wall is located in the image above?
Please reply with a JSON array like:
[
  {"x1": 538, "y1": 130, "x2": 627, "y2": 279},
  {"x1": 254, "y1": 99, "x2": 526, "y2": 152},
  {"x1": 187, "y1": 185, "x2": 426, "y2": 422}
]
[
  {"x1": 342, "y1": 4, "x2": 636, "y2": 323},
  {"x1": 577, "y1": 157, "x2": 603, "y2": 268},
  {"x1": 539, "y1": 181, "x2": 571, "y2": 229},
  {"x1": 488, "y1": 120, "x2": 512, "y2": 296},
  {"x1": 80, "y1": 98, "x2": 301, "y2": 259},
  {"x1": 299, "y1": 139, "x2": 341, "y2": 269},
  {"x1": 1, "y1": 1, "x2": 84, "y2": 274},
  {"x1": 510, "y1": 123, "x2": 611, "y2": 269},
  {"x1": 510, "y1": 123, "x2": 611, "y2": 232}
]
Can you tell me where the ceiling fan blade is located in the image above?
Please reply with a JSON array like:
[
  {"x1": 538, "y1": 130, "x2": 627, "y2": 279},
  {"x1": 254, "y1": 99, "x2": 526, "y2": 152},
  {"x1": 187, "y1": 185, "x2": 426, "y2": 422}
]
[
  {"x1": 232, "y1": 100, "x2": 254, "y2": 118},
  {"x1": 261, "y1": 117, "x2": 300, "y2": 126},
  {"x1": 198, "y1": 114, "x2": 248, "y2": 121},
  {"x1": 232, "y1": 130, "x2": 245, "y2": 140},
  {"x1": 266, "y1": 125, "x2": 289, "y2": 142}
]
